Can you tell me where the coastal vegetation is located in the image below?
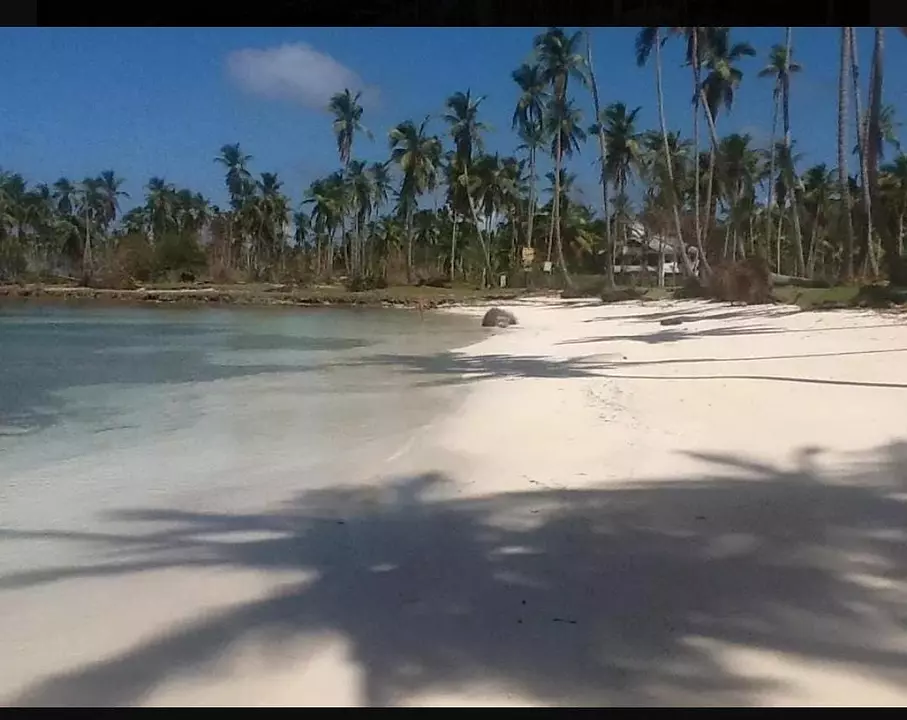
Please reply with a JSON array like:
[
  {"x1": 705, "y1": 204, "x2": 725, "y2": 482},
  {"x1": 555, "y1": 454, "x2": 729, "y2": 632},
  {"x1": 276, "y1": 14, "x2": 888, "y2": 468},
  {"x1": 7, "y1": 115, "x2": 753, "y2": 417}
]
[{"x1": 1, "y1": 27, "x2": 906, "y2": 307}]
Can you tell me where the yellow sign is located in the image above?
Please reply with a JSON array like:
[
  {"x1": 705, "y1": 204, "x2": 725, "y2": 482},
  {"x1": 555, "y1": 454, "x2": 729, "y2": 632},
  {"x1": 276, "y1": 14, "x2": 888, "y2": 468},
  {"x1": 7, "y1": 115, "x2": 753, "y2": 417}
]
[{"x1": 521, "y1": 247, "x2": 535, "y2": 268}]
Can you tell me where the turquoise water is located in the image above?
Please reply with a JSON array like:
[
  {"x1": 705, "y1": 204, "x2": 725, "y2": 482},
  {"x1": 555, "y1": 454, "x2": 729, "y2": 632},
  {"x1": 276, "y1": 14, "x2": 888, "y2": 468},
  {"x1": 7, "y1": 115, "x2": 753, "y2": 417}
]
[{"x1": 0, "y1": 304, "x2": 482, "y2": 533}]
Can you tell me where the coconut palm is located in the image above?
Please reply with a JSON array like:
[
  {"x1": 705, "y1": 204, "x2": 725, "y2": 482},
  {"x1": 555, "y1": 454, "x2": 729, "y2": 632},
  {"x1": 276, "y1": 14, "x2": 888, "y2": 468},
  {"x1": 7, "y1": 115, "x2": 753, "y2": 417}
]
[
  {"x1": 635, "y1": 27, "x2": 697, "y2": 278},
  {"x1": 534, "y1": 27, "x2": 587, "y2": 287},
  {"x1": 544, "y1": 97, "x2": 586, "y2": 285},
  {"x1": 837, "y1": 28, "x2": 857, "y2": 280},
  {"x1": 881, "y1": 154, "x2": 907, "y2": 255},
  {"x1": 866, "y1": 28, "x2": 907, "y2": 284},
  {"x1": 759, "y1": 42, "x2": 802, "y2": 268},
  {"x1": 388, "y1": 117, "x2": 443, "y2": 283},
  {"x1": 444, "y1": 90, "x2": 489, "y2": 282},
  {"x1": 512, "y1": 64, "x2": 549, "y2": 270},
  {"x1": 328, "y1": 89, "x2": 371, "y2": 168},
  {"x1": 847, "y1": 28, "x2": 880, "y2": 277}
]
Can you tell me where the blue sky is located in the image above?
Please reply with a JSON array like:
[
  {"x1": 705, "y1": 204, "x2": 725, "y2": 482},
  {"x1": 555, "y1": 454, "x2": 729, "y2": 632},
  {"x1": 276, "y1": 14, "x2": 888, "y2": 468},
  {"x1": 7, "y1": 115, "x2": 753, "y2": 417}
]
[{"x1": 1, "y1": 27, "x2": 904, "y2": 215}]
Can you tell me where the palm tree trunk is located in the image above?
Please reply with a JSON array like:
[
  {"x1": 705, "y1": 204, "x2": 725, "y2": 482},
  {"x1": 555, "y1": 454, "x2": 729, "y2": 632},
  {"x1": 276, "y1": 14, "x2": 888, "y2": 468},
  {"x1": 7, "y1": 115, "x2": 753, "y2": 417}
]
[
  {"x1": 807, "y1": 218, "x2": 819, "y2": 276},
  {"x1": 450, "y1": 213, "x2": 458, "y2": 284},
  {"x1": 462, "y1": 170, "x2": 495, "y2": 287},
  {"x1": 868, "y1": 29, "x2": 906, "y2": 284},
  {"x1": 526, "y1": 147, "x2": 537, "y2": 257},
  {"x1": 405, "y1": 204, "x2": 414, "y2": 284},
  {"x1": 654, "y1": 28, "x2": 697, "y2": 280},
  {"x1": 692, "y1": 28, "x2": 703, "y2": 266},
  {"x1": 776, "y1": 210, "x2": 784, "y2": 272},
  {"x1": 839, "y1": 27, "x2": 856, "y2": 281},
  {"x1": 553, "y1": 133, "x2": 572, "y2": 289},
  {"x1": 82, "y1": 207, "x2": 92, "y2": 284},
  {"x1": 586, "y1": 30, "x2": 614, "y2": 288},
  {"x1": 783, "y1": 27, "x2": 806, "y2": 276},
  {"x1": 698, "y1": 88, "x2": 722, "y2": 275},
  {"x1": 898, "y1": 209, "x2": 905, "y2": 256},
  {"x1": 704, "y1": 145, "x2": 717, "y2": 260},
  {"x1": 849, "y1": 27, "x2": 878, "y2": 278},
  {"x1": 766, "y1": 90, "x2": 779, "y2": 262}
]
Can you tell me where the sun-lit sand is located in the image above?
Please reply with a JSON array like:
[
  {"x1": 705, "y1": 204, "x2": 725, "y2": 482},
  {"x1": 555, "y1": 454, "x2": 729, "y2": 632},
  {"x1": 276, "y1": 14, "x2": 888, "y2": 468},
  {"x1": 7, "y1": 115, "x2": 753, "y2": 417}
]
[{"x1": 4, "y1": 297, "x2": 907, "y2": 706}]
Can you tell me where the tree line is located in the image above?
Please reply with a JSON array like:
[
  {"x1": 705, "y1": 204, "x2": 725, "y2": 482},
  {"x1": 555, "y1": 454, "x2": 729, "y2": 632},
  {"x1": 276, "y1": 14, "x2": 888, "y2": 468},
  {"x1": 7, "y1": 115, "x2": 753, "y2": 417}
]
[{"x1": 1, "y1": 27, "x2": 906, "y2": 290}]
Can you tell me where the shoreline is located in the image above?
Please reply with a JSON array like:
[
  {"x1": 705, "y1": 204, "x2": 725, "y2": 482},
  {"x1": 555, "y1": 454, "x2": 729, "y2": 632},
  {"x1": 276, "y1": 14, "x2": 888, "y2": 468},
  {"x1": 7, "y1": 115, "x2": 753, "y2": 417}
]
[{"x1": 0, "y1": 282, "x2": 534, "y2": 310}]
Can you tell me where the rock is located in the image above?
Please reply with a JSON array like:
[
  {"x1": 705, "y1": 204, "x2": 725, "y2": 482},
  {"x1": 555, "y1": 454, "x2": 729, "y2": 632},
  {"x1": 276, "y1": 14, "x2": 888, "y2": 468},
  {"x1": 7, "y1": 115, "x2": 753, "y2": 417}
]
[
  {"x1": 659, "y1": 317, "x2": 685, "y2": 326},
  {"x1": 481, "y1": 307, "x2": 518, "y2": 328}
]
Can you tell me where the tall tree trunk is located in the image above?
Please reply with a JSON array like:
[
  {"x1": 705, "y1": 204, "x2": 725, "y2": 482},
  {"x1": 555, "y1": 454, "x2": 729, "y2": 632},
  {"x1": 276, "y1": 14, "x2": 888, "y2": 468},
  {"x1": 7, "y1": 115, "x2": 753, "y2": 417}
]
[
  {"x1": 553, "y1": 131, "x2": 572, "y2": 288},
  {"x1": 869, "y1": 29, "x2": 907, "y2": 284},
  {"x1": 765, "y1": 90, "x2": 779, "y2": 262},
  {"x1": 82, "y1": 207, "x2": 92, "y2": 284},
  {"x1": 783, "y1": 27, "x2": 806, "y2": 275},
  {"x1": 697, "y1": 87, "x2": 722, "y2": 276},
  {"x1": 463, "y1": 169, "x2": 495, "y2": 287},
  {"x1": 526, "y1": 146, "x2": 537, "y2": 257},
  {"x1": 776, "y1": 210, "x2": 784, "y2": 273},
  {"x1": 849, "y1": 27, "x2": 879, "y2": 277},
  {"x1": 586, "y1": 30, "x2": 614, "y2": 288},
  {"x1": 839, "y1": 27, "x2": 856, "y2": 281},
  {"x1": 655, "y1": 27, "x2": 697, "y2": 280},
  {"x1": 405, "y1": 203, "x2": 414, "y2": 284},
  {"x1": 692, "y1": 28, "x2": 703, "y2": 266},
  {"x1": 450, "y1": 213, "x2": 458, "y2": 284}
]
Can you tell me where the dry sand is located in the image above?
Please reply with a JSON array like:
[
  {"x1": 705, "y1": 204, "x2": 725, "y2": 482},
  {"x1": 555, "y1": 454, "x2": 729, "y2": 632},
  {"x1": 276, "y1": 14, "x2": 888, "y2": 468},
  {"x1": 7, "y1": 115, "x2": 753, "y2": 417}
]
[{"x1": 3, "y1": 297, "x2": 907, "y2": 706}]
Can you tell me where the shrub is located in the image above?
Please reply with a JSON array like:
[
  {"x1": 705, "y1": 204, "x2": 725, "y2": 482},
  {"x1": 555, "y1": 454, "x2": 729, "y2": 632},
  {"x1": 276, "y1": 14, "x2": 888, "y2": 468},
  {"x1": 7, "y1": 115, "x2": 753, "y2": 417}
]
[
  {"x1": 600, "y1": 286, "x2": 647, "y2": 303},
  {"x1": 417, "y1": 274, "x2": 450, "y2": 289},
  {"x1": 154, "y1": 233, "x2": 207, "y2": 280},
  {"x1": 113, "y1": 234, "x2": 155, "y2": 283},
  {"x1": 344, "y1": 274, "x2": 388, "y2": 292}
]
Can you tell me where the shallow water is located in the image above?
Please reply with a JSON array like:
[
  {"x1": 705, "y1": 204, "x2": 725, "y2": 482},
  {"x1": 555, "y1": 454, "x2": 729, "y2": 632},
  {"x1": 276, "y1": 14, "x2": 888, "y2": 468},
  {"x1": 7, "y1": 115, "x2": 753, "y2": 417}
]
[{"x1": 0, "y1": 304, "x2": 483, "y2": 537}]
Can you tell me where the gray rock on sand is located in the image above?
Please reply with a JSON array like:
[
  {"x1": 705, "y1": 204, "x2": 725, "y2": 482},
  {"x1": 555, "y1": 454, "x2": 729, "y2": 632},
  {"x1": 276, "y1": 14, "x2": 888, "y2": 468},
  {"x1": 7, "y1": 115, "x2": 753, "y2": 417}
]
[{"x1": 482, "y1": 307, "x2": 518, "y2": 328}]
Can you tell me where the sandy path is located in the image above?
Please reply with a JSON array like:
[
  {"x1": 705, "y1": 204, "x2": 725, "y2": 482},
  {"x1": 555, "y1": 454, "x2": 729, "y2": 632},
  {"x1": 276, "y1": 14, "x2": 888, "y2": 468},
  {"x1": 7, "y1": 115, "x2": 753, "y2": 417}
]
[{"x1": 3, "y1": 298, "x2": 907, "y2": 706}]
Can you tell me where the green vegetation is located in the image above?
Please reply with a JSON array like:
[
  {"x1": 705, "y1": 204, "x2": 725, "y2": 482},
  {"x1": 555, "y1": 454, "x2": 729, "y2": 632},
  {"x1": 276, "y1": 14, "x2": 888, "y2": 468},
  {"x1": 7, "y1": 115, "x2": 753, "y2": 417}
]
[{"x1": 1, "y1": 27, "x2": 906, "y2": 307}]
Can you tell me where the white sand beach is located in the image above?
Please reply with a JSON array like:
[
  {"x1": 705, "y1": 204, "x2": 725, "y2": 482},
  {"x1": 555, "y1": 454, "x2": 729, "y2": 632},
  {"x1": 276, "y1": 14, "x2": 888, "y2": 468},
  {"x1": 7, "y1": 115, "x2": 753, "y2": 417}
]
[{"x1": 3, "y1": 297, "x2": 907, "y2": 706}]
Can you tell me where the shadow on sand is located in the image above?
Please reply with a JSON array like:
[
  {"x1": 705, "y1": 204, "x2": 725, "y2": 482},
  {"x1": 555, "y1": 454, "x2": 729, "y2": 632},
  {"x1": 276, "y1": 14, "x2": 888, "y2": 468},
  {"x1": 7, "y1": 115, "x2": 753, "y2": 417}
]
[
  {"x1": 3, "y1": 443, "x2": 907, "y2": 706},
  {"x1": 350, "y1": 347, "x2": 907, "y2": 391}
]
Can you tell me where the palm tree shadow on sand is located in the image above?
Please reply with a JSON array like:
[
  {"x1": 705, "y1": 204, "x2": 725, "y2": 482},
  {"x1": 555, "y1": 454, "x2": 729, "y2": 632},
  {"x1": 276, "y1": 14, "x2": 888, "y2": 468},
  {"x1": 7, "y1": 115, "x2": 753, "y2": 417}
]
[{"x1": 4, "y1": 442, "x2": 907, "y2": 706}]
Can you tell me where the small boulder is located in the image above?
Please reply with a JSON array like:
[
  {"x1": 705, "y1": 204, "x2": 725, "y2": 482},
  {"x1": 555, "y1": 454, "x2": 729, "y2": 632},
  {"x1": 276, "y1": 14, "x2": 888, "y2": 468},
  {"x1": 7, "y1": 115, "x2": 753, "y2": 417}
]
[{"x1": 481, "y1": 307, "x2": 518, "y2": 328}]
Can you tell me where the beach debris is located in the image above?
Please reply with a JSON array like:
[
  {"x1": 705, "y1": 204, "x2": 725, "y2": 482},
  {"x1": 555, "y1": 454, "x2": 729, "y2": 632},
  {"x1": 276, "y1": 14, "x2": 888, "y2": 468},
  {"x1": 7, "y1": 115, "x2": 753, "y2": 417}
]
[
  {"x1": 659, "y1": 317, "x2": 685, "y2": 326},
  {"x1": 481, "y1": 307, "x2": 518, "y2": 328}
]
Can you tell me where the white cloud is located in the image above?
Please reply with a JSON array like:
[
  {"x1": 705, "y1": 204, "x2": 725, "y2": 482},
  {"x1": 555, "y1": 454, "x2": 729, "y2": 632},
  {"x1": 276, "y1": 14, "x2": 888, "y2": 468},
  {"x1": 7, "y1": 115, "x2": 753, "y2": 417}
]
[{"x1": 226, "y1": 43, "x2": 379, "y2": 111}]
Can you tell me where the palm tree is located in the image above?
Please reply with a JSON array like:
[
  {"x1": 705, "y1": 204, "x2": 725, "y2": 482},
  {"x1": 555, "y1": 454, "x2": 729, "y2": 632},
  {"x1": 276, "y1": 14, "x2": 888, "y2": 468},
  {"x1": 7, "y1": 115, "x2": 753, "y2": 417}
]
[
  {"x1": 881, "y1": 154, "x2": 907, "y2": 256},
  {"x1": 838, "y1": 28, "x2": 857, "y2": 281},
  {"x1": 716, "y1": 133, "x2": 760, "y2": 261},
  {"x1": 515, "y1": 123, "x2": 547, "y2": 255},
  {"x1": 759, "y1": 42, "x2": 802, "y2": 269},
  {"x1": 534, "y1": 27, "x2": 587, "y2": 287},
  {"x1": 635, "y1": 27, "x2": 697, "y2": 279},
  {"x1": 97, "y1": 170, "x2": 129, "y2": 233},
  {"x1": 511, "y1": 63, "x2": 549, "y2": 272},
  {"x1": 544, "y1": 97, "x2": 586, "y2": 285},
  {"x1": 867, "y1": 28, "x2": 907, "y2": 284},
  {"x1": 597, "y1": 102, "x2": 643, "y2": 273},
  {"x1": 345, "y1": 160, "x2": 374, "y2": 275},
  {"x1": 848, "y1": 28, "x2": 879, "y2": 277},
  {"x1": 444, "y1": 90, "x2": 489, "y2": 282},
  {"x1": 328, "y1": 89, "x2": 371, "y2": 167},
  {"x1": 697, "y1": 29, "x2": 756, "y2": 265},
  {"x1": 584, "y1": 29, "x2": 614, "y2": 286},
  {"x1": 388, "y1": 117, "x2": 443, "y2": 283},
  {"x1": 215, "y1": 143, "x2": 253, "y2": 210},
  {"x1": 801, "y1": 164, "x2": 835, "y2": 276},
  {"x1": 671, "y1": 27, "x2": 722, "y2": 268}
]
